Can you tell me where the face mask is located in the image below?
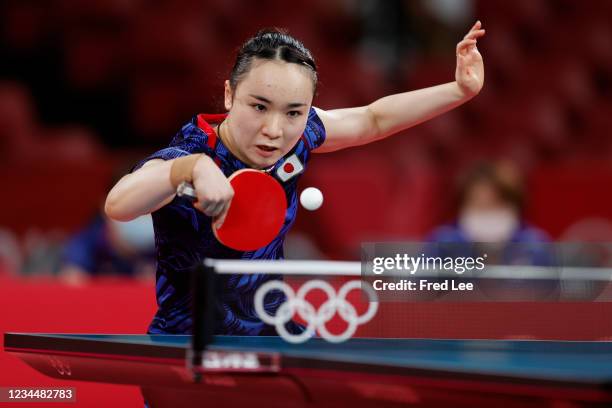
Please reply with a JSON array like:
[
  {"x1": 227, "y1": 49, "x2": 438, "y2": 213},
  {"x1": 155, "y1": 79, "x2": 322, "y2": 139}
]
[
  {"x1": 110, "y1": 215, "x2": 155, "y2": 251},
  {"x1": 459, "y1": 209, "x2": 519, "y2": 243}
]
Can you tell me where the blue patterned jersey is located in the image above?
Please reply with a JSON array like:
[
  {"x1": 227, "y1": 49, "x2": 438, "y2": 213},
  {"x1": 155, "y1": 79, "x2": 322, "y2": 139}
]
[{"x1": 133, "y1": 108, "x2": 326, "y2": 334}]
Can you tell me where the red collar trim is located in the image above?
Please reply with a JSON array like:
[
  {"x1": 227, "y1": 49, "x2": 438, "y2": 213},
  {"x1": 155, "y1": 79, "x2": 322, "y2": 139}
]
[{"x1": 196, "y1": 113, "x2": 228, "y2": 149}]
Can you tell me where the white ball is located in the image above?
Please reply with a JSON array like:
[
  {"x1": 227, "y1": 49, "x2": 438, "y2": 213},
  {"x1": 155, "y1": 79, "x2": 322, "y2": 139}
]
[{"x1": 300, "y1": 187, "x2": 323, "y2": 211}]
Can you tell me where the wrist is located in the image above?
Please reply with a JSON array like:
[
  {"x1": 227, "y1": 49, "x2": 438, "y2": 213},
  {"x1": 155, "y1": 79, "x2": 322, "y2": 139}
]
[
  {"x1": 454, "y1": 80, "x2": 478, "y2": 101},
  {"x1": 169, "y1": 154, "x2": 204, "y2": 188}
]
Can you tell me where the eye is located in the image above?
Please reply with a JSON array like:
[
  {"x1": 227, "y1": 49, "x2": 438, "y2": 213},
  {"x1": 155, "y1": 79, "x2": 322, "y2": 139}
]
[
  {"x1": 252, "y1": 104, "x2": 266, "y2": 112},
  {"x1": 287, "y1": 110, "x2": 302, "y2": 118}
]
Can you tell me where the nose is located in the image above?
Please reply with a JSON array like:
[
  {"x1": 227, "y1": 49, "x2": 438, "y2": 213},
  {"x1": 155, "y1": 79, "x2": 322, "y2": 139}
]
[{"x1": 262, "y1": 114, "x2": 283, "y2": 139}]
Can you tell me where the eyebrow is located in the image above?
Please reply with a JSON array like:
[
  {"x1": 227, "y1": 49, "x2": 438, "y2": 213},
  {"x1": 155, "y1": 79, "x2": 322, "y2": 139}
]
[{"x1": 249, "y1": 94, "x2": 307, "y2": 109}]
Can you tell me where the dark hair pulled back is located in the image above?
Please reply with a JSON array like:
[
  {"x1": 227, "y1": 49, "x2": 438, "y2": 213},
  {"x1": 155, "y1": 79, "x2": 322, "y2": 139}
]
[{"x1": 229, "y1": 28, "x2": 318, "y2": 92}]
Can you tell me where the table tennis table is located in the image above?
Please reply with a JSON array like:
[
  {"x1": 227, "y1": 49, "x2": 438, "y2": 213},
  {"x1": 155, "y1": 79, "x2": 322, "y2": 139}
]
[{"x1": 5, "y1": 333, "x2": 612, "y2": 408}]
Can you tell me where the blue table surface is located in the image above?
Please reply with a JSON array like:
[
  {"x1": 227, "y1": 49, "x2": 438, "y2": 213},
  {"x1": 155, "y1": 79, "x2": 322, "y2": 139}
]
[{"x1": 19, "y1": 334, "x2": 612, "y2": 385}]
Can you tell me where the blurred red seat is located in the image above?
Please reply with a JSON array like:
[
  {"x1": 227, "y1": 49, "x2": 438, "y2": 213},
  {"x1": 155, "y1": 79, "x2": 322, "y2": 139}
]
[{"x1": 300, "y1": 148, "x2": 442, "y2": 259}]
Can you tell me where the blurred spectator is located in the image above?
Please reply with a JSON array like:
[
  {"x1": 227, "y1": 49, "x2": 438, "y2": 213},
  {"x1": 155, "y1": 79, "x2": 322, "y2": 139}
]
[
  {"x1": 429, "y1": 161, "x2": 551, "y2": 266},
  {"x1": 20, "y1": 229, "x2": 64, "y2": 277},
  {"x1": 427, "y1": 161, "x2": 556, "y2": 300},
  {"x1": 59, "y1": 213, "x2": 156, "y2": 283},
  {"x1": 0, "y1": 228, "x2": 21, "y2": 276},
  {"x1": 432, "y1": 161, "x2": 547, "y2": 242}
]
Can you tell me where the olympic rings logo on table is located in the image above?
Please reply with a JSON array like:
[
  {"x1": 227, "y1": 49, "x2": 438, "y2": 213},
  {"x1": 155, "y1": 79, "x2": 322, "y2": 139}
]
[{"x1": 254, "y1": 280, "x2": 379, "y2": 343}]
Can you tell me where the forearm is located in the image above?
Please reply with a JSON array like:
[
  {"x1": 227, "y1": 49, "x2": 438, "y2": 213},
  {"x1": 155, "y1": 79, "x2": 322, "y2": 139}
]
[
  {"x1": 105, "y1": 160, "x2": 175, "y2": 221},
  {"x1": 368, "y1": 81, "x2": 470, "y2": 141},
  {"x1": 316, "y1": 22, "x2": 484, "y2": 153}
]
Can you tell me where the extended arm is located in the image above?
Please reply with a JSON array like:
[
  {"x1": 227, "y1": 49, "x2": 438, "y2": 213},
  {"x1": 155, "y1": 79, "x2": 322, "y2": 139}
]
[{"x1": 315, "y1": 21, "x2": 485, "y2": 153}]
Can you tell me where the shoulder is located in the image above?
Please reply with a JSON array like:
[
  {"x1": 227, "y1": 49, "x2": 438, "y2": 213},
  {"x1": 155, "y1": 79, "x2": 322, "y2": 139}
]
[
  {"x1": 133, "y1": 114, "x2": 223, "y2": 171},
  {"x1": 428, "y1": 224, "x2": 468, "y2": 242},
  {"x1": 301, "y1": 107, "x2": 326, "y2": 150},
  {"x1": 513, "y1": 224, "x2": 551, "y2": 242},
  {"x1": 169, "y1": 114, "x2": 222, "y2": 151}
]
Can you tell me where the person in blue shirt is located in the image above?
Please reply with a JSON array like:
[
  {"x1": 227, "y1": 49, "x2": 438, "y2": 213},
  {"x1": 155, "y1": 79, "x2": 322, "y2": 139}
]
[
  {"x1": 60, "y1": 213, "x2": 155, "y2": 282},
  {"x1": 425, "y1": 161, "x2": 556, "y2": 304},
  {"x1": 422, "y1": 162, "x2": 555, "y2": 305},
  {"x1": 105, "y1": 24, "x2": 486, "y2": 335},
  {"x1": 439, "y1": 162, "x2": 541, "y2": 242}
]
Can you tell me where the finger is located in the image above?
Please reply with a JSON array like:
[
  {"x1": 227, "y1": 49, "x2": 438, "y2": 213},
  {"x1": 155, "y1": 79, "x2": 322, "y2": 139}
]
[
  {"x1": 457, "y1": 39, "x2": 477, "y2": 55},
  {"x1": 214, "y1": 201, "x2": 232, "y2": 229},
  {"x1": 208, "y1": 200, "x2": 227, "y2": 218},
  {"x1": 206, "y1": 201, "x2": 225, "y2": 217},
  {"x1": 456, "y1": 54, "x2": 467, "y2": 69},
  {"x1": 464, "y1": 21, "x2": 479, "y2": 37},
  {"x1": 461, "y1": 38, "x2": 478, "y2": 46},
  {"x1": 197, "y1": 199, "x2": 222, "y2": 216},
  {"x1": 464, "y1": 29, "x2": 485, "y2": 41},
  {"x1": 194, "y1": 200, "x2": 211, "y2": 215},
  {"x1": 193, "y1": 200, "x2": 206, "y2": 214},
  {"x1": 469, "y1": 42, "x2": 481, "y2": 53},
  {"x1": 464, "y1": 21, "x2": 482, "y2": 38},
  {"x1": 468, "y1": 29, "x2": 486, "y2": 40}
]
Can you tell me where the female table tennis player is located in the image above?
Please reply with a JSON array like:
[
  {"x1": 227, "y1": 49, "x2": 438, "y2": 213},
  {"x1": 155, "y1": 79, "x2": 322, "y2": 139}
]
[{"x1": 105, "y1": 23, "x2": 485, "y2": 335}]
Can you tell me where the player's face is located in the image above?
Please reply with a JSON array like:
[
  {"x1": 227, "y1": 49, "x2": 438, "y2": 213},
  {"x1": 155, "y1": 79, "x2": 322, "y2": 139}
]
[{"x1": 223, "y1": 59, "x2": 314, "y2": 169}]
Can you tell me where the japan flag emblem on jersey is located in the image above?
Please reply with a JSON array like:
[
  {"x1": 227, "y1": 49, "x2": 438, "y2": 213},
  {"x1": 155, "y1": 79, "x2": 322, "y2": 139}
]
[{"x1": 276, "y1": 154, "x2": 304, "y2": 182}]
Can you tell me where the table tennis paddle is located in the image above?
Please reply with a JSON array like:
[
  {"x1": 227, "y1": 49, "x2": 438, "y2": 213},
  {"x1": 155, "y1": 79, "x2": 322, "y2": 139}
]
[{"x1": 177, "y1": 169, "x2": 287, "y2": 251}]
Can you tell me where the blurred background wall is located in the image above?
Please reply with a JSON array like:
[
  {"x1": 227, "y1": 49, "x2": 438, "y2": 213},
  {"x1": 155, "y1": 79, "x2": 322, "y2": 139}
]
[{"x1": 2, "y1": 0, "x2": 612, "y2": 270}]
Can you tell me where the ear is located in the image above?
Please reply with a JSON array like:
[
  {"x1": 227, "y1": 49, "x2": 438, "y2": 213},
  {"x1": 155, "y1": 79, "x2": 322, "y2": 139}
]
[{"x1": 224, "y1": 80, "x2": 233, "y2": 111}]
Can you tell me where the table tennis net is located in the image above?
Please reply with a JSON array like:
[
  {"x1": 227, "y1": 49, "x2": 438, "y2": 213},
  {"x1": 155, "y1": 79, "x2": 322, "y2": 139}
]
[{"x1": 202, "y1": 256, "x2": 612, "y2": 342}]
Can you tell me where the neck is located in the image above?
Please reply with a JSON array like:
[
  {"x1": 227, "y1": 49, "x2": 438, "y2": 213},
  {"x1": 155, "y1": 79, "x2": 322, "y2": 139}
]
[{"x1": 217, "y1": 120, "x2": 256, "y2": 168}]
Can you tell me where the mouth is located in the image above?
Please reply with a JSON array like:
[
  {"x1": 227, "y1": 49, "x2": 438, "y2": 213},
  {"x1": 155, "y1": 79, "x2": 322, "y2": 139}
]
[{"x1": 255, "y1": 144, "x2": 279, "y2": 158}]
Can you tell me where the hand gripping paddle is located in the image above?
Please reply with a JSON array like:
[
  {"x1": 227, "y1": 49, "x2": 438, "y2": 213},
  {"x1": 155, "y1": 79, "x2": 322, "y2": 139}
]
[{"x1": 177, "y1": 169, "x2": 287, "y2": 251}]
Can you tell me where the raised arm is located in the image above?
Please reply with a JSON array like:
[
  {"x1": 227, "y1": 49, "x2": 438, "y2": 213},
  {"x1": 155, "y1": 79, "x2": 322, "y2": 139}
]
[{"x1": 314, "y1": 21, "x2": 485, "y2": 153}]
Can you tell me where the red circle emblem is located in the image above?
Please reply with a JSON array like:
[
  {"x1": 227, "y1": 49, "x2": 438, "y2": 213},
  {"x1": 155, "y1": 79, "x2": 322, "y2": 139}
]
[{"x1": 283, "y1": 163, "x2": 295, "y2": 173}]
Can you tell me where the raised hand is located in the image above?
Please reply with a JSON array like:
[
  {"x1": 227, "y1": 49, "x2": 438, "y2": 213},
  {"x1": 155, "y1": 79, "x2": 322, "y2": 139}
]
[{"x1": 455, "y1": 21, "x2": 485, "y2": 98}]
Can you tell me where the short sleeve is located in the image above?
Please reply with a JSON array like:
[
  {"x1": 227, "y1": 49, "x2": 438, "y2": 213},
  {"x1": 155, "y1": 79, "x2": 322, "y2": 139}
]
[
  {"x1": 301, "y1": 107, "x2": 326, "y2": 151},
  {"x1": 132, "y1": 118, "x2": 215, "y2": 172}
]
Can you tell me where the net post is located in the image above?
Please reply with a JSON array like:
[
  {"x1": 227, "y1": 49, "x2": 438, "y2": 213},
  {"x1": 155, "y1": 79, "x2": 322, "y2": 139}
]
[{"x1": 190, "y1": 258, "x2": 216, "y2": 380}]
